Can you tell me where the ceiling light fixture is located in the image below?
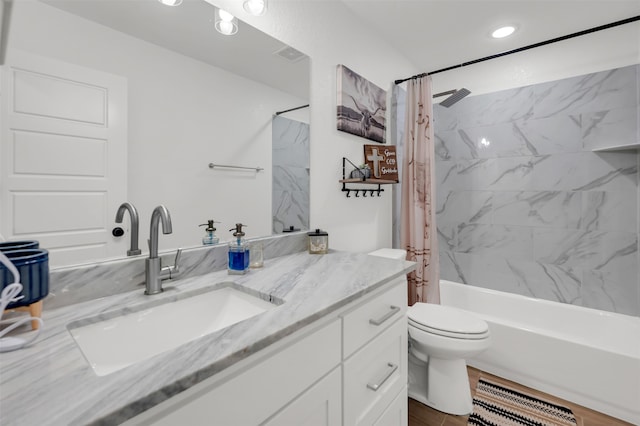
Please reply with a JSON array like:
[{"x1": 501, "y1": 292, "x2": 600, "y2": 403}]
[
  {"x1": 492, "y1": 26, "x2": 516, "y2": 39},
  {"x1": 243, "y1": 0, "x2": 267, "y2": 16},
  {"x1": 157, "y1": 0, "x2": 182, "y2": 6},
  {"x1": 215, "y1": 8, "x2": 238, "y2": 36}
]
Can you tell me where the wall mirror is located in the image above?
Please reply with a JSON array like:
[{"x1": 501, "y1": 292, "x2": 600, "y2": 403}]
[{"x1": 1, "y1": 0, "x2": 310, "y2": 267}]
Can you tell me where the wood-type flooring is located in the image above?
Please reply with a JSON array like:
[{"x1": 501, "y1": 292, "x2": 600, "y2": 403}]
[{"x1": 408, "y1": 367, "x2": 634, "y2": 426}]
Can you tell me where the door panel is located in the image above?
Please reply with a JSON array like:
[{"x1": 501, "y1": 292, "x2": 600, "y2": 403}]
[{"x1": 1, "y1": 49, "x2": 127, "y2": 266}]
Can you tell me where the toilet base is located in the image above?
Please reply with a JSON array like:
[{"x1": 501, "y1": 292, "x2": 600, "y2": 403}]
[{"x1": 408, "y1": 351, "x2": 473, "y2": 415}]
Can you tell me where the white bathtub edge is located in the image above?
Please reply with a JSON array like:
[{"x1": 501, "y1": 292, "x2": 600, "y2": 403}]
[{"x1": 440, "y1": 280, "x2": 640, "y2": 425}]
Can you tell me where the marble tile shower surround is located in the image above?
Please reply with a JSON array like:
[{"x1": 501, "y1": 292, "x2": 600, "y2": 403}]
[
  {"x1": 434, "y1": 64, "x2": 639, "y2": 316},
  {"x1": 272, "y1": 116, "x2": 310, "y2": 233},
  {"x1": 46, "y1": 232, "x2": 307, "y2": 310}
]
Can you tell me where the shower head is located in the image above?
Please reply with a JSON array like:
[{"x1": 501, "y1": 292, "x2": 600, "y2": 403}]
[{"x1": 437, "y1": 88, "x2": 471, "y2": 107}]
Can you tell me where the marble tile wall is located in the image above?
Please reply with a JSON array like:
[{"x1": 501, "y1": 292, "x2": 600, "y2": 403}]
[
  {"x1": 272, "y1": 116, "x2": 310, "y2": 233},
  {"x1": 434, "y1": 64, "x2": 639, "y2": 316},
  {"x1": 46, "y1": 232, "x2": 307, "y2": 310}
]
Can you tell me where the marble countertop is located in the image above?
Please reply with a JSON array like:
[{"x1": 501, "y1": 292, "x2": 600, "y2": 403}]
[{"x1": 0, "y1": 250, "x2": 414, "y2": 425}]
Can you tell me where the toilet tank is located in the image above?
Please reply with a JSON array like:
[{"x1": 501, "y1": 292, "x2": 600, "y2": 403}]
[{"x1": 368, "y1": 248, "x2": 406, "y2": 260}]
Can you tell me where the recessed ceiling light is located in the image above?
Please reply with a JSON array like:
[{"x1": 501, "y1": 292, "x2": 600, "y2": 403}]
[
  {"x1": 492, "y1": 26, "x2": 516, "y2": 39},
  {"x1": 244, "y1": 0, "x2": 267, "y2": 16},
  {"x1": 215, "y1": 8, "x2": 238, "y2": 36},
  {"x1": 157, "y1": 0, "x2": 182, "y2": 6}
]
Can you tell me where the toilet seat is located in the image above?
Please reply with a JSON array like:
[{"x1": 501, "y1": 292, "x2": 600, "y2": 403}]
[{"x1": 408, "y1": 303, "x2": 489, "y2": 340}]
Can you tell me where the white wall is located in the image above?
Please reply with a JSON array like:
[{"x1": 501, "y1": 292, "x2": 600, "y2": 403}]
[
  {"x1": 278, "y1": 107, "x2": 309, "y2": 124},
  {"x1": 211, "y1": 0, "x2": 419, "y2": 252},
  {"x1": 3, "y1": 1, "x2": 308, "y2": 257},
  {"x1": 9, "y1": 1, "x2": 636, "y2": 257},
  {"x1": 430, "y1": 21, "x2": 640, "y2": 97},
  {"x1": 212, "y1": 0, "x2": 640, "y2": 253},
  {"x1": 3, "y1": 0, "x2": 420, "y2": 258}
]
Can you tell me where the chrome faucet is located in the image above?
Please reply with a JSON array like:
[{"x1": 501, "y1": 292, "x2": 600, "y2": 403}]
[
  {"x1": 145, "y1": 205, "x2": 181, "y2": 295},
  {"x1": 115, "y1": 202, "x2": 142, "y2": 256}
]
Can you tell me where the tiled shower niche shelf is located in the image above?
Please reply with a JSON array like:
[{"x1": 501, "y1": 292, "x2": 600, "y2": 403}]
[{"x1": 591, "y1": 142, "x2": 640, "y2": 152}]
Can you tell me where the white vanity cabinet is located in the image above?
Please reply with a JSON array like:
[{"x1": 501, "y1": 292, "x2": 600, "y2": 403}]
[
  {"x1": 125, "y1": 277, "x2": 407, "y2": 426},
  {"x1": 263, "y1": 367, "x2": 342, "y2": 426},
  {"x1": 373, "y1": 387, "x2": 409, "y2": 426},
  {"x1": 126, "y1": 319, "x2": 342, "y2": 426},
  {"x1": 341, "y1": 280, "x2": 408, "y2": 426}
]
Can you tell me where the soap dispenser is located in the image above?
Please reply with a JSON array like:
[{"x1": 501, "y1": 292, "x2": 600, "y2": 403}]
[
  {"x1": 199, "y1": 220, "x2": 220, "y2": 245},
  {"x1": 228, "y1": 223, "x2": 250, "y2": 275}
]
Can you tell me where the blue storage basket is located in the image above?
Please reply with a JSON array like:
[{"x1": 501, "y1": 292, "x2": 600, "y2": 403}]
[
  {"x1": 0, "y1": 249, "x2": 49, "y2": 309},
  {"x1": 0, "y1": 241, "x2": 39, "y2": 251}
]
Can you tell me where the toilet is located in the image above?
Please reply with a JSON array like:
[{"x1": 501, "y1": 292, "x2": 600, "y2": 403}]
[
  {"x1": 368, "y1": 248, "x2": 491, "y2": 416},
  {"x1": 407, "y1": 302, "x2": 490, "y2": 415}
]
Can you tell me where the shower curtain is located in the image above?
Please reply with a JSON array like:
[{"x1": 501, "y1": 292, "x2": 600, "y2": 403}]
[{"x1": 401, "y1": 76, "x2": 440, "y2": 305}]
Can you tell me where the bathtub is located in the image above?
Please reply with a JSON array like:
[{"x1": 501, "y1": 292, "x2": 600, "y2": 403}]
[{"x1": 439, "y1": 280, "x2": 640, "y2": 425}]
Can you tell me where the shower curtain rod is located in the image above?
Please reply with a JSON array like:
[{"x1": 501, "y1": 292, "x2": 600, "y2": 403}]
[
  {"x1": 275, "y1": 104, "x2": 310, "y2": 115},
  {"x1": 394, "y1": 15, "x2": 640, "y2": 85}
]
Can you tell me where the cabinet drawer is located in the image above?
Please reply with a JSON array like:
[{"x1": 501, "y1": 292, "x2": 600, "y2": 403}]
[
  {"x1": 344, "y1": 318, "x2": 407, "y2": 426},
  {"x1": 373, "y1": 386, "x2": 407, "y2": 426},
  {"x1": 343, "y1": 277, "x2": 406, "y2": 358}
]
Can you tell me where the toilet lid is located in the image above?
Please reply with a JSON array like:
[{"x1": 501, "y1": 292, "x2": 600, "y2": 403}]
[{"x1": 408, "y1": 303, "x2": 489, "y2": 339}]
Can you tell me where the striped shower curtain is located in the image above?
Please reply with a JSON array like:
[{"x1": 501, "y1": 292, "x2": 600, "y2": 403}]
[{"x1": 400, "y1": 75, "x2": 440, "y2": 305}]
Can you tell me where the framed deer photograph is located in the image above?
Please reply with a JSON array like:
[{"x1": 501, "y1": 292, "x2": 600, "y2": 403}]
[{"x1": 336, "y1": 64, "x2": 386, "y2": 143}]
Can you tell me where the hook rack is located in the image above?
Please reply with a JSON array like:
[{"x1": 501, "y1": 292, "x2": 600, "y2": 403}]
[
  {"x1": 339, "y1": 157, "x2": 396, "y2": 198},
  {"x1": 342, "y1": 187, "x2": 384, "y2": 198}
]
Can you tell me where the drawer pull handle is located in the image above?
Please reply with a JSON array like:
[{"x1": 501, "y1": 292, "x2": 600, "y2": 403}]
[
  {"x1": 367, "y1": 362, "x2": 398, "y2": 391},
  {"x1": 369, "y1": 305, "x2": 400, "y2": 326}
]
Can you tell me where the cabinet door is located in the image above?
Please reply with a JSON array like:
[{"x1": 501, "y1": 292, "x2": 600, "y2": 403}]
[
  {"x1": 130, "y1": 320, "x2": 341, "y2": 426},
  {"x1": 344, "y1": 318, "x2": 407, "y2": 426},
  {"x1": 373, "y1": 386, "x2": 407, "y2": 426},
  {"x1": 263, "y1": 367, "x2": 342, "y2": 426},
  {"x1": 1, "y1": 49, "x2": 128, "y2": 266}
]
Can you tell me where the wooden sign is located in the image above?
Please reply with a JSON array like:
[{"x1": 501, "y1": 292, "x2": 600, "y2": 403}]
[{"x1": 363, "y1": 144, "x2": 398, "y2": 182}]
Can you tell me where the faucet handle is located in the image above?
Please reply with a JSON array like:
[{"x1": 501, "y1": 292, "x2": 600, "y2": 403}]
[
  {"x1": 167, "y1": 248, "x2": 183, "y2": 280},
  {"x1": 173, "y1": 248, "x2": 182, "y2": 267}
]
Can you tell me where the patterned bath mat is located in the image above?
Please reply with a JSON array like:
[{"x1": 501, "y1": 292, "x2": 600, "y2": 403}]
[{"x1": 468, "y1": 379, "x2": 577, "y2": 426}]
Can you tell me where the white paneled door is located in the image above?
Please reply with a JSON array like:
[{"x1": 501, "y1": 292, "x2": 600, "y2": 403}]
[{"x1": 1, "y1": 49, "x2": 127, "y2": 267}]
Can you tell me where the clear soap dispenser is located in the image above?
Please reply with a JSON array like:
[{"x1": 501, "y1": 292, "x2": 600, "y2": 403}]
[
  {"x1": 199, "y1": 220, "x2": 220, "y2": 245},
  {"x1": 228, "y1": 223, "x2": 249, "y2": 275}
]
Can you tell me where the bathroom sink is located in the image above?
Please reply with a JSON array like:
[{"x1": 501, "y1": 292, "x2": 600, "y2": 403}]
[{"x1": 68, "y1": 284, "x2": 278, "y2": 376}]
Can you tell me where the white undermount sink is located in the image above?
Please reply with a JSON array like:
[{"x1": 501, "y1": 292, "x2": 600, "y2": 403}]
[{"x1": 68, "y1": 284, "x2": 278, "y2": 376}]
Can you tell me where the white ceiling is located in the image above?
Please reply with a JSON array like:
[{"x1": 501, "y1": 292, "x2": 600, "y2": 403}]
[
  {"x1": 38, "y1": 0, "x2": 639, "y2": 97},
  {"x1": 341, "y1": 0, "x2": 640, "y2": 76},
  {"x1": 40, "y1": 0, "x2": 310, "y2": 99}
]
